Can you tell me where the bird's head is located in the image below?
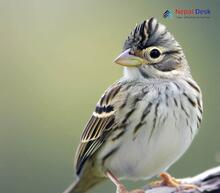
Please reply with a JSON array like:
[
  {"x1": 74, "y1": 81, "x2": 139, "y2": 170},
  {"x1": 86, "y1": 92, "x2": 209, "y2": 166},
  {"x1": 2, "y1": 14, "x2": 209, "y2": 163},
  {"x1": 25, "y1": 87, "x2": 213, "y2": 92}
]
[{"x1": 114, "y1": 17, "x2": 190, "y2": 79}]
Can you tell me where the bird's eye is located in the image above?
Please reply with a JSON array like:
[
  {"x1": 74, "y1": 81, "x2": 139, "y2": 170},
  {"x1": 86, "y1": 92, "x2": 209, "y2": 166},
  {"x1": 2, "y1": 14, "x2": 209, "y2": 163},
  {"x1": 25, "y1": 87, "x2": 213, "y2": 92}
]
[
  {"x1": 143, "y1": 46, "x2": 164, "y2": 64},
  {"x1": 149, "y1": 48, "x2": 161, "y2": 59}
]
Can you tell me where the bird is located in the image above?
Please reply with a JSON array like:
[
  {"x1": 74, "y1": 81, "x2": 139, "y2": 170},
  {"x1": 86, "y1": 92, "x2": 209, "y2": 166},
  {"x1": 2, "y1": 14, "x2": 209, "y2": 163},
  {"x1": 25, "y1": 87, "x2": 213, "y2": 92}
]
[{"x1": 63, "y1": 17, "x2": 203, "y2": 193}]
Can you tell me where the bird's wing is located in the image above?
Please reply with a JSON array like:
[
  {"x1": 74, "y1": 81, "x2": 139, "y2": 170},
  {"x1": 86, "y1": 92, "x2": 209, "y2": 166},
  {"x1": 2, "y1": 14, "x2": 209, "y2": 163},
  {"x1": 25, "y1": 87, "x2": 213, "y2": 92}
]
[{"x1": 75, "y1": 84, "x2": 122, "y2": 175}]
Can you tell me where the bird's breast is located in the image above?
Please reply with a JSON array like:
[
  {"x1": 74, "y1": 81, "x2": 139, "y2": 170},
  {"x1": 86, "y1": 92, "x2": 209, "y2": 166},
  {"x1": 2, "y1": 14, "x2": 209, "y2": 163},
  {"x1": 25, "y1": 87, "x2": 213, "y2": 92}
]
[{"x1": 97, "y1": 80, "x2": 201, "y2": 180}]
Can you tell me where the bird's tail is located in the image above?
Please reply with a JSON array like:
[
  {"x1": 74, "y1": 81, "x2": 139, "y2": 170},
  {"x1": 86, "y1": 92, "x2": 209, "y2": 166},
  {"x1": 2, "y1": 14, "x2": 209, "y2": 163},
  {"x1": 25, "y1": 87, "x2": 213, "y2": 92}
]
[{"x1": 63, "y1": 176, "x2": 105, "y2": 193}]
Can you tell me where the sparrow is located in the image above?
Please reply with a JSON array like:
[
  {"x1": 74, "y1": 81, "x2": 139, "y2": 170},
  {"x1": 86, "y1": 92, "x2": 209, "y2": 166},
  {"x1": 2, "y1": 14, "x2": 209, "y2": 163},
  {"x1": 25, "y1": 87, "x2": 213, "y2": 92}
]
[{"x1": 63, "y1": 17, "x2": 203, "y2": 193}]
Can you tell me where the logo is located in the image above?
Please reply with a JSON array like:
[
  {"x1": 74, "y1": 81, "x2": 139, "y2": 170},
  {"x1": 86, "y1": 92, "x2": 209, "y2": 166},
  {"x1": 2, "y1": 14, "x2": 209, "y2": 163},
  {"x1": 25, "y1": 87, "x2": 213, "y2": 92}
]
[
  {"x1": 163, "y1": 10, "x2": 173, "y2": 18},
  {"x1": 163, "y1": 8, "x2": 211, "y2": 19},
  {"x1": 175, "y1": 9, "x2": 211, "y2": 15}
]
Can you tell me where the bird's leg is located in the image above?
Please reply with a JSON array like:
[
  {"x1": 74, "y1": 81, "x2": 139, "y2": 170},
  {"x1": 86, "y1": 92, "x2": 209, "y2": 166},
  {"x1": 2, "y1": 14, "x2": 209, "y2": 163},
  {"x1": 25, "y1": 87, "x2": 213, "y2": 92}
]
[
  {"x1": 106, "y1": 170, "x2": 128, "y2": 193},
  {"x1": 106, "y1": 171, "x2": 144, "y2": 193},
  {"x1": 150, "y1": 172, "x2": 198, "y2": 190}
]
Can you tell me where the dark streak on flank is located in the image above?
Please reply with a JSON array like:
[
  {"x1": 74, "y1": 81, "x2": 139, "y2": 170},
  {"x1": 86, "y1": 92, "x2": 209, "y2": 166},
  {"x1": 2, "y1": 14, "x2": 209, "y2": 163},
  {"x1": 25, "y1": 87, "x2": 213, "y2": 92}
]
[
  {"x1": 180, "y1": 101, "x2": 190, "y2": 118},
  {"x1": 133, "y1": 121, "x2": 146, "y2": 135},
  {"x1": 172, "y1": 110, "x2": 177, "y2": 127},
  {"x1": 197, "y1": 97, "x2": 203, "y2": 114},
  {"x1": 174, "y1": 98, "x2": 178, "y2": 107},
  {"x1": 185, "y1": 118, "x2": 193, "y2": 135},
  {"x1": 149, "y1": 102, "x2": 160, "y2": 140},
  {"x1": 197, "y1": 122, "x2": 200, "y2": 128},
  {"x1": 183, "y1": 93, "x2": 196, "y2": 107},
  {"x1": 141, "y1": 102, "x2": 153, "y2": 121},
  {"x1": 102, "y1": 146, "x2": 119, "y2": 165},
  {"x1": 197, "y1": 116, "x2": 202, "y2": 124},
  {"x1": 186, "y1": 117, "x2": 189, "y2": 126},
  {"x1": 173, "y1": 82, "x2": 181, "y2": 90},
  {"x1": 190, "y1": 126, "x2": 193, "y2": 135},
  {"x1": 186, "y1": 80, "x2": 200, "y2": 93},
  {"x1": 165, "y1": 86, "x2": 169, "y2": 106},
  {"x1": 122, "y1": 108, "x2": 136, "y2": 124},
  {"x1": 198, "y1": 106, "x2": 203, "y2": 114},
  {"x1": 112, "y1": 130, "x2": 125, "y2": 141},
  {"x1": 152, "y1": 102, "x2": 160, "y2": 129},
  {"x1": 197, "y1": 97, "x2": 202, "y2": 108}
]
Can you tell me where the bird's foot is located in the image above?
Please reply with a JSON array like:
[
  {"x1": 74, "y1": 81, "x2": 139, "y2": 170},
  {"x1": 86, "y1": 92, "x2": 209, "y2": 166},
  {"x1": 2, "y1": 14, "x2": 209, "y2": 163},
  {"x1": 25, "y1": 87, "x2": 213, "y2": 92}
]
[
  {"x1": 150, "y1": 172, "x2": 199, "y2": 190},
  {"x1": 116, "y1": 184, "x2": 128, "y2": 193},
  {"x1": 116, "y1": 184, "x2": 144, "y2": 193}
]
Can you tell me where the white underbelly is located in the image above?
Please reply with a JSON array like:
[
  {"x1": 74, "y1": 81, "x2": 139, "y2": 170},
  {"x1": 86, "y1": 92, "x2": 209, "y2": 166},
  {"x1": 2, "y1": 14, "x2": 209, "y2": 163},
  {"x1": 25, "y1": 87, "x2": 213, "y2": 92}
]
[{"x1": 99, "y1": 104, "x2": 197, "y2": 180}]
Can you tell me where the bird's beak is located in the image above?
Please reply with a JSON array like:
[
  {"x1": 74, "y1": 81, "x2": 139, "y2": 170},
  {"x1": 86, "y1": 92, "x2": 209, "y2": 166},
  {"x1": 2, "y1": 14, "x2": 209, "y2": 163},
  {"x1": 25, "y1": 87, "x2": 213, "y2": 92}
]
[{"x1": 114, "y1": 49, "x2": 144, "y2": 67}]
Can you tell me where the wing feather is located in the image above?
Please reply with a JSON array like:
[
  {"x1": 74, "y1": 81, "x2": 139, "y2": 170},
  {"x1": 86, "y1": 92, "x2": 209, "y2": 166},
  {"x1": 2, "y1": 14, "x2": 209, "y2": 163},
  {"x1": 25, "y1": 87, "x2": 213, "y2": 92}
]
[{"x1": 75, "y1": 84, "x2": 122, "y2": 175}]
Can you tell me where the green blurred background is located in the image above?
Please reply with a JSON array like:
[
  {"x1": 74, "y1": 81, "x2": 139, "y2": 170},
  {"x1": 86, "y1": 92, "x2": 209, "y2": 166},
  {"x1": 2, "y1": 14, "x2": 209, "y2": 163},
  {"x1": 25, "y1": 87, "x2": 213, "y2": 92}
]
[{"x1": 0, "y1": 0, "x2": 220, "y2": 193}]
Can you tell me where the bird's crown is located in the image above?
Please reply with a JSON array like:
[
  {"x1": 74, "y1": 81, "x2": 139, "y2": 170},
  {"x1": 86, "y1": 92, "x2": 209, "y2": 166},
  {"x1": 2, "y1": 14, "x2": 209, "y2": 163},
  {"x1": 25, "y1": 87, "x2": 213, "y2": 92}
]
[{"x1": 123, "y1": 17, "x2": 178, "y2": 51}]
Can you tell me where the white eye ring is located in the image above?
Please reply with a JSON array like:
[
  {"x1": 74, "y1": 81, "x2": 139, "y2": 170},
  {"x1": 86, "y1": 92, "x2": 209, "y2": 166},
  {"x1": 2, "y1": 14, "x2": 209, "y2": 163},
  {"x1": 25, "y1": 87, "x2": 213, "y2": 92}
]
[{"x1": 144, "y1": 47, "x2": 164, "y2": 63}]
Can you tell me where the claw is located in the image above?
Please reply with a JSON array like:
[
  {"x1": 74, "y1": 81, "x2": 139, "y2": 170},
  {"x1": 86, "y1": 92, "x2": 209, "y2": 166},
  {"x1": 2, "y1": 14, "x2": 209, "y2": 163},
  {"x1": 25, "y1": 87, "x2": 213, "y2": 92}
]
[{"x1": 150, "y1": 172, "x2": 199, "y2": 190}]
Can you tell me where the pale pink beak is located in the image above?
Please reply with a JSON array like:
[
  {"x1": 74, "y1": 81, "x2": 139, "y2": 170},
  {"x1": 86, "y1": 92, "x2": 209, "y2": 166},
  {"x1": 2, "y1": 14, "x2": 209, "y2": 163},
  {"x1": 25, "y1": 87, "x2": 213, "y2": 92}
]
[{"x1": 114, "y1": 49, "x2": 144, "y2": 67}]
